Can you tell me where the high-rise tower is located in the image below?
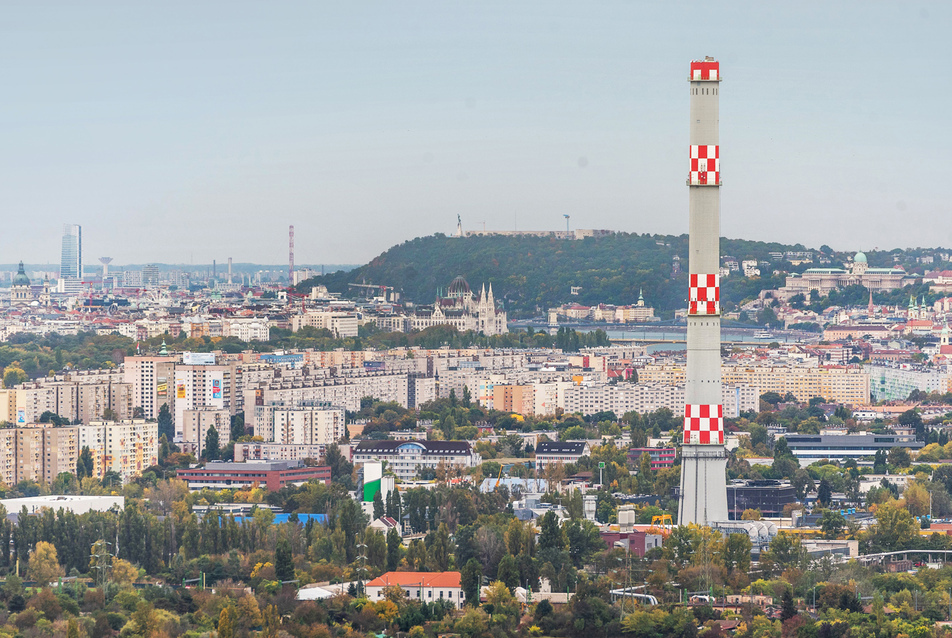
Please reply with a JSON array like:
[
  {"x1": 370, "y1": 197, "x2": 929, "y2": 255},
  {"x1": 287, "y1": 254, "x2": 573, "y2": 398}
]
[
  {"x1": 61, "y1": 224, "x2": 82, "y2": 280},
  {"x1": 679, "y1": 57, "x2": 728, "y2": 526}
]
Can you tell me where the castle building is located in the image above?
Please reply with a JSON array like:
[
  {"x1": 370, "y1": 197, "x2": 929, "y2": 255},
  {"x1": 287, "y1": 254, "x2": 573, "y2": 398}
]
[{"x1": 780, "y1": 252, "x2": 911, "y2": 299}]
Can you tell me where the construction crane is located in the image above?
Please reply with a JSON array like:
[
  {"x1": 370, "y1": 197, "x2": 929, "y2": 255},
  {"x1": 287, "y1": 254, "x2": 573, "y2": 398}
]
[
  {"x1": 648, "y1": 514, "x2": 674, "y2": 538},
  {"x1": 494, "y1": 464, "x2": 503, "y2": 489},
  {"x1": 347, "y1": 283, "x2": 396, "y2": 301}
]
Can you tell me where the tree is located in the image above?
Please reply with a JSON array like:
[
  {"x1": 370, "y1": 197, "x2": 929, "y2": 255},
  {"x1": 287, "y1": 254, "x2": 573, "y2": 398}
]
[
  {"x1": 817, "y1": 479, "x2": 833, "y2": 506},
  {"x1": 205, "y1": 425, "x2": 220, "y2": 461},
  {"x1": 218, "y1": 606, "x2": 235, "y2": 638},
  {"x1": 780, "y1": 589, "x2": 797, "y2": 621},
  {"x1": 819, "y1": 510, "x2": 847, "y2": 539},
  {"x1": 373, "y1": 489, "x2": 385, "y2": 520},
  {"x1": 722, "y1": 533, "x2": 752, "y2": 574},
  {"x1": 27, "y1": 541, "x2": 63, "y2": 587},
  {"x1": 386, "y1": 527, "x2": 401, "y2": 571},
  {"x1": 538, "y1": 511, "x2": 565, "y2": 551},
  {"x1": 461, "y1": 558, "x2": 482, "y2": 607},
  {"x1": 76, "y1": 446, "x2": 94, "y2": 479},
  {"x1": 157, "y1": 404, "x2": 173, "y2": 442},
  {"x1": 111, "y1": 558, "x2": 139, "y2": 588},
  {"x1": 867, "y1": 500, "x2": 919, "y2": 552},
  {"x1": 3, "y1": 367, "x2": 27, "y2": 389},
  {"x1": 496, "y1": 554, "x2": 520, "y2": 590},
  {"x1": 888, "y1": 446, "x2": 911, "y2": 468},
  {"x1": 275, "y1": 538, "x2": 294, "y2": 582},
  {"x1": 230, "y1": 413, "x2": 246, "y2": 441}
]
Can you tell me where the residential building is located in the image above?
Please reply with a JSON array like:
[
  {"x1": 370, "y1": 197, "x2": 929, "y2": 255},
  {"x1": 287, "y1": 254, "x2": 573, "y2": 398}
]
[
  {"x1": 78, "y1": 419, "x2": 158, "y2": 482},
  {"x1": 172, "y1": 362, "x2": 239, "y2": 438},
  {"x1": 365, "y1": 571, "x2": 465, "y2": 609},
  {"x1": 291, "y1": 311, "x2": 359, "y2": 338},
  {"x1": 250, "y1": 402, "x2": 345, "y2": 446},
  {"x1": 640, "y1": 362, "x2": 870, "y2": 405},
  {"x1": 176, "y1": 460, "x2": 330, "y2": 491},
  {"x1": 352, "y1": 440, "x2": 478, "y2": 480},
  {"x1": 626, "y1": 447, "x2": 677, "y2": 470},
  {"x1": 181, "y1": 409, "x2": 231, "y2": 457},
  {"x1": 14, "y1": 426, "x2": 78, "y2": 485},
  {"x1": 865, "y1": 364, "x2": 950, "y2": 401},
  {"x1": 233, "y1": 442, "x2": 330, "y2": 463},
  {"x1": 535, "y1": 441, "x2": 591, "y2": 471},
  {"x1": 123, "y1": 355, "x2": 177, "y2": 419},
  {"x1": 563, "y1": 382, "x2": 758, "y2": 418}
]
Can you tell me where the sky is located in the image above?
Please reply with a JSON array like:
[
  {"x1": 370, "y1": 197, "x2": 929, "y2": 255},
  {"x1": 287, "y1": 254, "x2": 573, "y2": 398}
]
[{"x1": 0, "y1": 1, "x2": 948, "y2": 267}]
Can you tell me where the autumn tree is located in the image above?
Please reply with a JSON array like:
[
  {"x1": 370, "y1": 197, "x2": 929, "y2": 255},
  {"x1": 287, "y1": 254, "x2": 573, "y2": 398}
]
[{"x1": 27, "y1": 541, "x2": 63, "y2": 587}]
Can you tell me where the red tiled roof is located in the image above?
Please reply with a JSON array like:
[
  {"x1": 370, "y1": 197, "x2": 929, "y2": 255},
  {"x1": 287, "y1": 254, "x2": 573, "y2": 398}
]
[{"x1": 367, "y1": 571, "x2": 461, "y2": 588}]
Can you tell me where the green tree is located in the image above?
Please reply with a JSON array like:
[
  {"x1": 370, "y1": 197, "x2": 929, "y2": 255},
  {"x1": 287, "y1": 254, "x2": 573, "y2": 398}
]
[
  {"x1": 373, "y1": 489, "x2": 385, "y2": 520},
  {"x1": 386, "y1": 526, "x2": 401, "y2": 571},
  {"x1": 275, "y1": 539, "x2": 294, "y2": 582},
  {"x1": 817, "y1": 479, "x2": 833, "y2": 506},
  {"x1": 76, "y1": 446, "x2": 94, "y2": 479},
  {"x1": 157, "y1": 403, "x2": 173, "y2": 442},
  {"x1": 867, "y1": 500, "x2": 919, "y2": 552},
  {"x1": 496, "y1": 554, "x2": 520, "y2": 590},
  {"x1": 461, "y1": 558, "x2": 483, "y2": 607},
  {"x1": 205, "y1": 425, "x2": 220, "y2": 461},
  {"x1": 820, "y1": 510, "x2": 847, "y2": 539}
]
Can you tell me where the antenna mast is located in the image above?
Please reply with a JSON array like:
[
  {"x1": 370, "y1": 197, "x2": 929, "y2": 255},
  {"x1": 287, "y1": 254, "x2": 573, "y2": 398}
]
[{"x1": 289, "y1": 225, "x2": 295, "y2": 284}]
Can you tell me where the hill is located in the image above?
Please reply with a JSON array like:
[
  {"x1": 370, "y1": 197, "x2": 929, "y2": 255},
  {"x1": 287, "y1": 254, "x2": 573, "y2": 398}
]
[{"x1": 296, "y1": 233, "x2": 826, "y2": 318}]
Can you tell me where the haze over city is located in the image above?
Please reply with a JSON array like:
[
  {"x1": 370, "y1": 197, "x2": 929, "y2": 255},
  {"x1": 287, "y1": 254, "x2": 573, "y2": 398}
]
[{"x1": 1, "y1": 1, "x2": 948, "y2": 265}]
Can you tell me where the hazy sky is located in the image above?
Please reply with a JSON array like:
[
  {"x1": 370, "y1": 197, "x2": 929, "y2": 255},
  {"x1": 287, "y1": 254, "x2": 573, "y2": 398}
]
[{"x1": 1, "y1": 1, "x2": 948, "y2": 266}]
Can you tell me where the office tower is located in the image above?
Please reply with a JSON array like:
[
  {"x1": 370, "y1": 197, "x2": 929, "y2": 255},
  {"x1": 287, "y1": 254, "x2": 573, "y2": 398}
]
[{"x1": 61, "y1": 224, "x2": 82, "y2": 280}]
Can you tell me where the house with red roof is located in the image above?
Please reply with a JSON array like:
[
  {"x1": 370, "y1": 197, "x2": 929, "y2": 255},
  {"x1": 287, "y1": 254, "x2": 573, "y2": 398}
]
[{"x1": 365, "y1": 571, "x2": 464, "y2": 608}]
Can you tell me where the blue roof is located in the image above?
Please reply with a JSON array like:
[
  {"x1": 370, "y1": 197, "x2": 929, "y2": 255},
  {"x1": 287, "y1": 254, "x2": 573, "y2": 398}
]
[{"x1": 232, "y1": 513, "x2": 327, "y2": 525}]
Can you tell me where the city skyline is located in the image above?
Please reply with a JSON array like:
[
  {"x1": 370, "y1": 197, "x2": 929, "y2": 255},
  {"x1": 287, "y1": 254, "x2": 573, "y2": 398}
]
[{"x1": 1, "y1": 2, "x2": 948, "y2": 265}]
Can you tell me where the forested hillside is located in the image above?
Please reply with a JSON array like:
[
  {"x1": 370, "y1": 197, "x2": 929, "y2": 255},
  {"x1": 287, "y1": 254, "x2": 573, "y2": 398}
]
[{"x1": 298, "y1": 233, "x2": 815, "y2": 317}]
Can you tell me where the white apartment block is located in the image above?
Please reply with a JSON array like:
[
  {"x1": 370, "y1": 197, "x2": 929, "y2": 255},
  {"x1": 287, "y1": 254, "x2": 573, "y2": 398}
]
[
  {"x1": 222, "y1": 318, "x2": 271, "y2": 342},
  {"x1": 291, "y1": 311, "x2": 359, "y2": 338},
  {"x1": 250, "y1": 402, "x2": 345, "y2": 445},
  {"x1": 233, "y1": 442, "x2": 330, "y2": 463},
  {"x1": 172, "y1": 364, "x2": 237, "y2": 438},
  {"x1": 244, "y1": 373, "x2": 409, "y2": 412},
  {"x1": 865, "y1": 364, "x2": 950, "y2": 401},
  {"x1": 181, "y1": 408, "x2": 231, "y2": 456},
  {"x1": 562, "y1": 383, "x2": 758, "y2": 418},
  {"x1": 640, "y1": 363, "x2": 870, "y2": 406},
  {"x1": 122, "y1": 356, "x2": 177, "y2": 420}
]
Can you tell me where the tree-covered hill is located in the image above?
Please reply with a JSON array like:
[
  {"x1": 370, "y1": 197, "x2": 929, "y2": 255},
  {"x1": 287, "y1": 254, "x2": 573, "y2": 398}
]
[{"x1": 298, "y1": 233, "x2": 820, "y2": 317}]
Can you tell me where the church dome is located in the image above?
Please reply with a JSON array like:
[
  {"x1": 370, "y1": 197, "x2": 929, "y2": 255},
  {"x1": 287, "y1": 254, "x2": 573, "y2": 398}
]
[
  {"x1": 447, "y1": 275, "x2": 471, "y2": 299},
  {"x1": 12, "y1": 262, "x2": 31, "y2": 287},
  {"x1": 854, "y1": 252, "x2": 867, "y2": 264}
]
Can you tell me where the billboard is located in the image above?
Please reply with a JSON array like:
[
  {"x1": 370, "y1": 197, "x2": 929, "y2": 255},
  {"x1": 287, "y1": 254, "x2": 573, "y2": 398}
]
[
  {"x1": 176, "y1": 383, "x2": 186, "y2": 399},
  {"x1": 16, "y1": 409, "x2": 25, "y2": 424},
  {"x1": 212, "y1": 379, "x2": 222, "y2": 400},
  {"x1": 182, "y1": 352, "x2": 215, "y2": 365},
  {"x1": 157, "y1": 378, "x2": 168, "y2": 397}
]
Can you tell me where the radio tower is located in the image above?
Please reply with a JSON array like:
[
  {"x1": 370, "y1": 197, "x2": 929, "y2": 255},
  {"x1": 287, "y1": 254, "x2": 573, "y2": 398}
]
[
  {"x1": 288, "y1": 225, "x2": 295, "y2": 284},
  {"x1": 678, "y1": 57, "x2": 728, "y2": 526}
]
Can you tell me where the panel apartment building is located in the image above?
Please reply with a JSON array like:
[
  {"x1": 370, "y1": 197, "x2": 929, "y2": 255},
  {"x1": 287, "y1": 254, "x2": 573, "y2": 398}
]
[
  {"x1": 639, "y1": 363, "x2": 870, "y2": 405},
  {"x1": 563, "y1": 383, "x2": 759, "y2": 418},
  {"x1": 0, "y1": 426, "x2": 78, "y2": 486},
  {"x1": 77, "y1": 419, "x2": 158, "y2": 482}
]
